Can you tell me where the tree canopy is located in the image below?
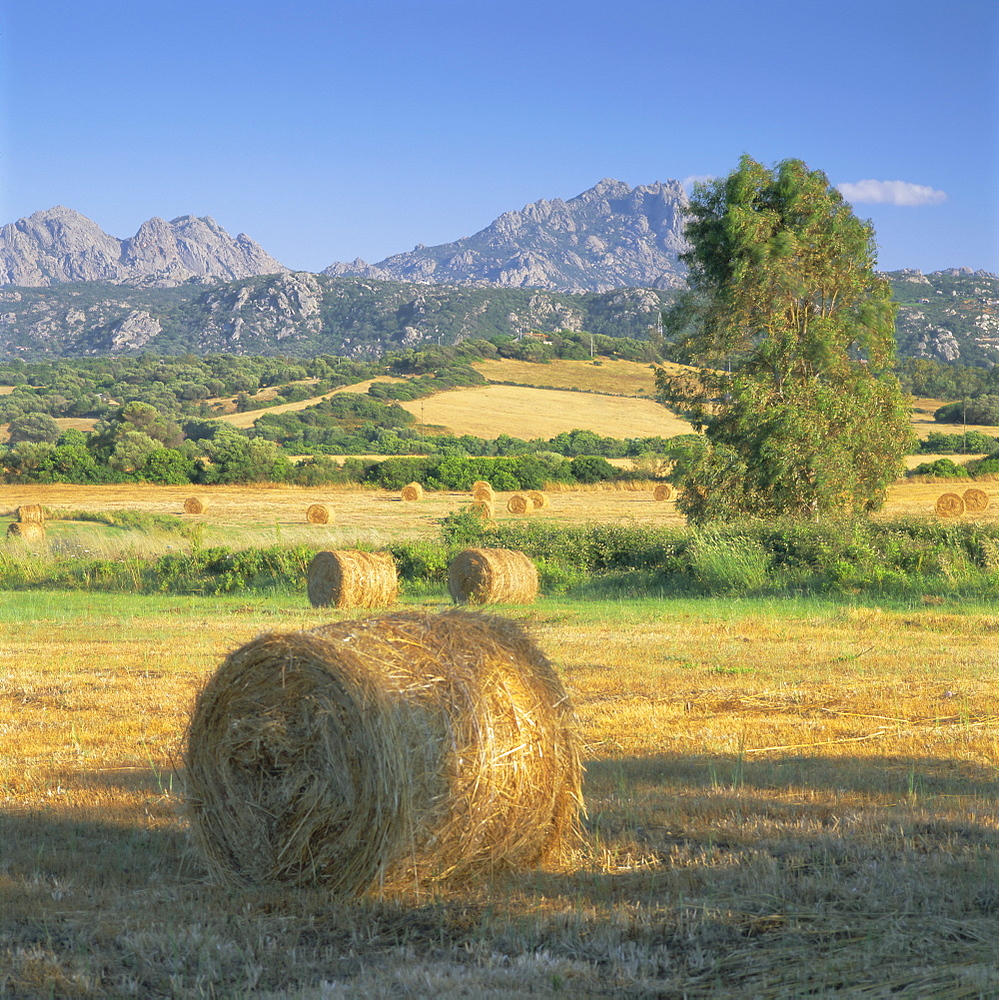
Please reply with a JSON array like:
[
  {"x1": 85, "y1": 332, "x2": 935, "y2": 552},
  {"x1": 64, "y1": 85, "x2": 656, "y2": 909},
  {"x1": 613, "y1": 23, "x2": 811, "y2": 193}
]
[{"x1": 658, "y1": 155, "x2": 913, "y2": 521}]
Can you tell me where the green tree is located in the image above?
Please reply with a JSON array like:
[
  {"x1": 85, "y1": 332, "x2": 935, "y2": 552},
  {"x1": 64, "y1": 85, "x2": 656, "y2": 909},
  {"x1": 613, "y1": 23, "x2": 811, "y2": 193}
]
[
  {"x1": 7, "y1": 412, "x2": 62, "y2": 445},
  {"x1": 657, "y1": 156, "x2": 913, "y2": 521}
]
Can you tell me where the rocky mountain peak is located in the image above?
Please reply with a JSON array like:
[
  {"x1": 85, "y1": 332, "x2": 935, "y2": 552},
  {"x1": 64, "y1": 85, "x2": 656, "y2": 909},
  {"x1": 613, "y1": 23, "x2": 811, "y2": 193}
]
[
  {"x1": 323, "y1": 178, "x2": 691, "y2": 292},
  {"x1": 0, "y1": 208, "x2": 287, "y2": 288}
]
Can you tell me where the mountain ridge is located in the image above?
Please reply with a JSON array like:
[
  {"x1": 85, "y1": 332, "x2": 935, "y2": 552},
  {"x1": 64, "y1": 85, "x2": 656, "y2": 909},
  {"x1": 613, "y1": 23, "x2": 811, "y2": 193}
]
[
  {"x1": 322, "y1": 178, "x2": 690, "y2": 292},
  {"x1": 0, "y1": 206, "x2": 288, "y2": 288}
]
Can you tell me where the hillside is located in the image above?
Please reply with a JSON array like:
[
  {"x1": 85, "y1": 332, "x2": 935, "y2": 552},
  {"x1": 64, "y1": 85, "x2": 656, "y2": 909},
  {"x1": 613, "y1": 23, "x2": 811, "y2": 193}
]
[
  {"x1": 890, "y1": 267, "x2": 999, "y2": 366},
  {"x1": 1, "y1": 269, "x2": 995, "y2": 367},
  {"x1": 0, "y1": 276, "x2": 671, "y2": 358}
]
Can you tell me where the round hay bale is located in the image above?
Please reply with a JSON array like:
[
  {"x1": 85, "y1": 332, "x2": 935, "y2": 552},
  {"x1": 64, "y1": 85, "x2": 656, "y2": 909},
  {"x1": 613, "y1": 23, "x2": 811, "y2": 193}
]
[
  {"x1": 7, "y1": 521, "x2": 45, "y2": 541},
  {"x1": 401, "y1": 482, "x2": 424, "y2": 501},
  {"x1": 448, "y1": 547, "x2": 539, "y2": 605},
  {"x1": 935, "y1": 492, "x2": 965, "y2": 518},
  {"x1": 306, "y1": 503, "x2": 331, "y2": 525},
  {"x1": 506, "y1": 493, "x2": 529, "y2": 515},
  {"x1": 182, "y1": 609, "x2": 583, "y2": 895},
  {"x1": 652, "y1": 483, "x2": 672, "y2": 502},
  {"x1": 183, "y1": 497, "x2": 206, "y2": 514},
  {"x1": 527, "y1": 490, "x2": 550, "y2": 509},
  {"x1": 963, "y1": 488, "x2": 990, "y2": 513},
  {"x1": 469, "y1": 498, "x2": 495, "y2": 520},
  {"x1": 16, "y1": 504, "x2": 45, "y2": 523},
  {"x1": 307, "y1": 550, "x2": 399, "y2": 609},
  {"x1": 471, "y1": 481, "x2": 494, "y2": 502}
]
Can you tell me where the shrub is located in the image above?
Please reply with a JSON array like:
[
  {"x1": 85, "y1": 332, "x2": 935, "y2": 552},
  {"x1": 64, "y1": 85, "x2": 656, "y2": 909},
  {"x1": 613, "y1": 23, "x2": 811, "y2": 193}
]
[
  {"x1": 907, "y1": 457, "x2": 971, "y2": 478},
  {"x1": 935, "y1": 395, "x2": 999, "y2": 425},
  {"x1": 568, "y1": 455, "x2": 617, "y2": 484}
]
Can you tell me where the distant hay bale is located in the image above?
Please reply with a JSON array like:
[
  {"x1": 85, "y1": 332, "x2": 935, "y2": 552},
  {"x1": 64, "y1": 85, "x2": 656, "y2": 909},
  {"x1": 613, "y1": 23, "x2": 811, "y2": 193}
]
[
  {"x1": 527, "y1": 490, "x2": 550, "y2": 509},
  {"x1": 935, "y1": 492, "x2": 965, "y2": 518},
  {"x1": 471, "y1": 481, "x2": 494, "y2": 502},
  {"x1": 7, "y1": 521, "x2": 45, "y2": 541},
  {"x1": 448, "y1": 547, "x2": 539, "y2": 605},
  {"x1": 182, "y1": 609, "x2": 583, "y2": 895},
  {"x1": 16, "y1": 505, "x2": 44, "y2": 523},
  {"x1": 963, "y1": 488, "x2": 990, "y2": 513},
  {"x1": 652, "y1": 483, "x2": 672, "y2": 502},
  {"x1": 469, "y1": 499, "x2": 495, "y2": 520},
  {"x1": 401, "y1": 482, "x2": 424, "y2": 501},
  {"x1": 183, "y1": 497, "x2": 206, "y2": 514},
  {"x1": 307, "y1": 550, "x2": 399, "y2": 609},
  {"x1": 306, "y1": 503, "x2": 331, "y2": 525},
  {"x1": 506, "y1": 493, "x2": 530, "y2": 515}
]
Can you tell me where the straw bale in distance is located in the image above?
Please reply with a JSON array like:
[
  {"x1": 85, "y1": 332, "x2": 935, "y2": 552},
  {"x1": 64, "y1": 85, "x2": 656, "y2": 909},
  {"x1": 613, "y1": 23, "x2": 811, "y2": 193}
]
[
  {"x1": 401, "y1": 482, "x2": 424, "y2": 501},
  {"x1": 963, "y1": 488, "x2": 989, "y2": 513},
  {"x1": 527, "y1": 490, "x2": 550, "y2": 509},
  {"x1": 471, "y1": 481, "x2": 494, "y2": 502},
  {"x1": 652, "y1": 483, "x2": 672, "y2": 502},
  {"x1": 306, "y1": 503, "x2": 331, "y2": 524},
  {"x1": 506, "y1": 493, "x2": 529, "y2": 514},
  {"x1": 469, "y1": 499, "x2": 495, "y2": 520},
  {"x1": 448, "y1": 547, "x2": 539, "y2": 605},
  {"x1": 182, "y1": 609, "x2": 583, "y2": 896},
  {"x1": 16, "y1": 504, "x2": 45, "y2": 523},
  {"x1": 183, "y1": 497, "x2": 206, "y2": 514},
  {"x1": 935, "y1": 492, "x2": 964, "y2": 518},
  {"x1": 7, "y1": 521, "x2": 45, "y2": 541},
  {"x1": 307, "y1": 550, "x2": 398, "y2": 609}
]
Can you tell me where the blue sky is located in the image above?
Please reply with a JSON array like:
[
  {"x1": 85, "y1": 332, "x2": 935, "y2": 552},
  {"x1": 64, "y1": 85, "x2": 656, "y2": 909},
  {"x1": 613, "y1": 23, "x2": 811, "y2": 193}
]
[{"x1": 1, "y1": 0, "x2": 996, "y2": 274}]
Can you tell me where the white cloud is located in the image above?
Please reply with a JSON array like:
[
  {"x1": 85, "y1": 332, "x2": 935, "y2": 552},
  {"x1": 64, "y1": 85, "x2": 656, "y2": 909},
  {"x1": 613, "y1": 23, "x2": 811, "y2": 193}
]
[
  {"x1": 836, "y1": 179, "x2": 948, "y2": 207},
  {"x1": 682, "y1": 174, "x2": 715, "y2": 192}
]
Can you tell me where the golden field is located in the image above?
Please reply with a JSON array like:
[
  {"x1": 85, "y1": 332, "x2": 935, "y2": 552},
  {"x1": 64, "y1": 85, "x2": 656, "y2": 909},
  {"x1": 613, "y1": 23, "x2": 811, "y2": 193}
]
[
  {"x1": 2, "y1": 478, "x2": 999, "y2": 549},
  {"x1": 2, "y1": 586, "x2": 999, "y2": 996}
]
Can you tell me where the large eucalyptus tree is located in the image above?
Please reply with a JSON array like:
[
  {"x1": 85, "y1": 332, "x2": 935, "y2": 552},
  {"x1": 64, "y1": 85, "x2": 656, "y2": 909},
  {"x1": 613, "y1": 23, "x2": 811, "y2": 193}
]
[{"x1": 658, "y1": 156, "x2": 913, "y2": 522}]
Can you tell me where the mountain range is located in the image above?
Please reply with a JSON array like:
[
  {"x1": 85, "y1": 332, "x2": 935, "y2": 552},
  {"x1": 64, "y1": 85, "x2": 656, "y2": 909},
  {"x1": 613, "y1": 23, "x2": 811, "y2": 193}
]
[
  {"x1": 0, "y1": 179, "x2": 689, "y2": 293},
  {"x1": 0, "y1": 182, "x2": 996, "y2": 364}
]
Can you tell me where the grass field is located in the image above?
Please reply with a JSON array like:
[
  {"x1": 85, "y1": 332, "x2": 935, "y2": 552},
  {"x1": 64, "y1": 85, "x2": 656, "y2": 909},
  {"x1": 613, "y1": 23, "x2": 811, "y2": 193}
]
[{"x1": 2, "y1": 586, "x2": 999, "y2": 997}]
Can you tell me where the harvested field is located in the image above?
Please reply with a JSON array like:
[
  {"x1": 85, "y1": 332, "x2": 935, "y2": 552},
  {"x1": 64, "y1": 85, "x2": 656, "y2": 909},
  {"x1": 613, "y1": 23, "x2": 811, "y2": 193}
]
[
  {"x1": 473, "y1": 357, "x2": 667, "y2": 396},
  {"x1": 3, "y1": 480, "x2": 999, "y2": 553},
  {"x1": 399, "y1": 384, "x2": 695, "y2": 439},
  {"x1": 3, "y1": 593, "x2": 999, "y2": 996}
]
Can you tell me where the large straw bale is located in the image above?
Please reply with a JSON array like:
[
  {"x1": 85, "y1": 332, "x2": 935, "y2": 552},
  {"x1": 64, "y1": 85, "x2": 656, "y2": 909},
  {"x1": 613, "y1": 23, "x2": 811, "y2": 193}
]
[
  {"x1": 506, "y1": 493, "x2": 529, "y2": 514},
  {"x1": 401, "y1": 482, "x2": 424, "y2": 501},
  {"x1": 448, "y1": 547, "x2": 539, "y2": 605},
  {"x1": 963, "y1": 488, "x2": 990, "y2": 513},
  {"x1": 16, "y1": 505, "x2": 45, "y2": 523},
  {"x1": 306, "y1": 503, "x2": 331, "y2": 524},
  {"x1": 652, "y1": 483, "x2": 672, "y2": 502},
  {"x1": 307, "y1": 550, "x2": 398, "y2": 609},
  {"x1": 183, "y1": 610, "x2": 583, "y2": 895},
  {"x1": 183, "y1": 497, "x2": 206, "y2": 514},
  {"x1": 935, "y1": 492, "x2": 964, "y2": 518},
  {"x1": 7, "y1": 521, "x2": 45, "y2": 541},
  {"x1": 527, "y1": 490, "x2": 550, "y2": 509}
]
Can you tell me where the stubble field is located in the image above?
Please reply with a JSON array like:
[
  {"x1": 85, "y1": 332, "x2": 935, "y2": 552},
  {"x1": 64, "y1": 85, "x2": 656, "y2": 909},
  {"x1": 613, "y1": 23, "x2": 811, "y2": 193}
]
[{"x1": 2, "y1": 479, "x2": 999, "y2": 996}]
